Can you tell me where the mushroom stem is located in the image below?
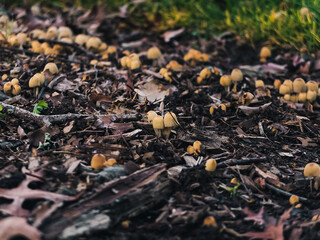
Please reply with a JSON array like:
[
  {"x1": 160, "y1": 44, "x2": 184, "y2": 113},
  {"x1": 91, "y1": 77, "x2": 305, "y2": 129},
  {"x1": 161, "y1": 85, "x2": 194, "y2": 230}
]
[
  {"x1": 162, "y1": 127, "x2": 171, "y2": 140},
  {"x1": 154, "y1": 129, "x2": 162, "y2": 138},
  {"x1": 34, "y1": 87, "x2": 39, "y2": 97},
  {"x1": 224, "y1": 86, "x2": 229, "y2": 92},
  {"x1": 232, "y1": 82, "x2": 238, "y2": 92}
]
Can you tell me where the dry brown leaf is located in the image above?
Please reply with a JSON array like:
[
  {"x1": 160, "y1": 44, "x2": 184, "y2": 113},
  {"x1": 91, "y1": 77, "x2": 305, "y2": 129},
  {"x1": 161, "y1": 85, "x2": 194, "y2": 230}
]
[{"x1": 0, "y1": 217, "x2": 41, "y2": 240}]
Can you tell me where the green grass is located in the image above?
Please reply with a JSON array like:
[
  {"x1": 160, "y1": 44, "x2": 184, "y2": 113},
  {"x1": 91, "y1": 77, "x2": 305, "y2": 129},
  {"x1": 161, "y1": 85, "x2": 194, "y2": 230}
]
[{"x1": 3, "y1": 0, "x2": 320, "y2": 51}]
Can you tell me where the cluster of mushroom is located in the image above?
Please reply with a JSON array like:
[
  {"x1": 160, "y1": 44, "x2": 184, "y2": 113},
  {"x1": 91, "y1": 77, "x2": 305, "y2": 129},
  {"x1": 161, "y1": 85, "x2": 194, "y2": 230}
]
[
  {"x1": 147, "y1": 111, "x2": 179, "y2": 139},
  {"x1": 209, "y1": 104, "x2": 226, "y2": 115},
  {"x1": 91, "y1": 153, "x2": 117, "y2": 170},
  {"x1": 3, "y1": 78, "x2": 21, "y2": 96},
  {"x1": 219, "y1": 68, "x2": 243, "y2": 92},
  {"x1": 186, "y1": 140, "x2": 202, "y2": 156},
  {"x1": 183, "y1": 48, "x2": 210, "y2": 66},
  {"x1": 158, "y1": 60, "x2": 184, "y2": 83},
  {"x1": 120, "y1": 53, "x2": 141, "y2": 70},
  {"x1": 29, "y1": 62, "x2": 59, "y2": 97},
  {"x1": 277, "y1": 78, "x2": 319, "y2": 104},
  {"x1": 196, "y1": 68, "x2": 212, "y2": 84}
]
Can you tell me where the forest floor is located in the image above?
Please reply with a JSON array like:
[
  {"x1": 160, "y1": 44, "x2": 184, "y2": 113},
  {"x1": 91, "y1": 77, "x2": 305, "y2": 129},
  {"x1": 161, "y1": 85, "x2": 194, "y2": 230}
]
[{"x1": 1, "y1": 3, "x2": 320, "y2": 240}]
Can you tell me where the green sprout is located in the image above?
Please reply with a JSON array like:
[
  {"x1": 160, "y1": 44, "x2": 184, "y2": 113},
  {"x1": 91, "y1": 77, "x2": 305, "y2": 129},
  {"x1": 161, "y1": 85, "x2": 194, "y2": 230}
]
[
  {"x1": 37, "y1": 132, "x2": 57, "y2": 150},
  {"x1": 33, "y1": 100, "x2": 48, "y2": 114},
  {"x1": 219, "y1": 183, "x2": 241, "y2": 198}
]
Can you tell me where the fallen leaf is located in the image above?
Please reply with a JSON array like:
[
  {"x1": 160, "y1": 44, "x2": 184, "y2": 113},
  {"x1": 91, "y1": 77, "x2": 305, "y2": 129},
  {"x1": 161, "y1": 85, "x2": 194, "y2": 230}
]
[
  {"x1": 162, "y1": 28, "x2": 184, "y2": 42},
  {"x1": 134, "y1": 80, "x2": 170, "y2": 103},
  {"x1": 0, "y1": 216, "x2": 41, "y2": 240}
]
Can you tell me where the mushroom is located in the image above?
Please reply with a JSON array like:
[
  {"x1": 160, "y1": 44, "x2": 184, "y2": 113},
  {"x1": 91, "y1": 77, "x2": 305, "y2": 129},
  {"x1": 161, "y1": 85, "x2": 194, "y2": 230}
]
[
  {"x1": 307, "y1": 90, "x2": 317, "y2": 103},
  {"x1": 120, "y1": 56, "x2": 129, "y2": 68},
  {"x1": 306, "y1": 80, "x2": 318, "y2": 92},
  {"x1": 205, "y1": 158, "x2": 217, "y2": 172},
  {"x1": 199, "y1": 68, "x2": 211, "y2": 80},
  {"x1": 98, "y1": 42, "x2": 107, "y2": 52},
  {"x1": 86, "y1": 37, "x2": 102, "y2": 51},
  {"x1": 147, "y1": 46, "x2": 162, "y2": 61},
  {"x1": 130, "y1": 59, "x2": 141, "y2": 70},
  {"x1": 126, "y1": 54, "x2": 140, "y2": 69},
  {"x1": 146, "y1": 110, "x2": 158, "y2": 123},
  {"x1": 274, "y1": 79, "x2": 281, "y2": 89},
  {"x1": 187, "y1": 145, "x2": 195, "y2": 154},
  {"x1": 16, "y1": 33, "x2": 28, "y2": 47},
  {"x1": 3, "y1": 82, "x2": 12, "y2": 95},
  {"x1": 241, "y1": 92, "x2": 254, "y2": 106},
  {"x1": 255, "y1": 80, "x2": 265, "y2": 88},
  {"x1": 219, "y1": 75, "x2": 232, "y2": 92},
  {"x1": 29, "y1": 73, "x2": 45, "y2": 97},
  {"x1": 43, "y1": 62, "x2": 59, "y2": 75},
  {"x1": 104, "y1": 158, "x2": 117, "y2": 167},
  {"x1": 293, "y1": 78, "x2": 306, "y2": 94},
  {"x1": 193, "y1": 141, "x2": 202, "y2": 155},
  {"x1": 209, "y1": 105, "x2": 217, "y2": 115},
  {"x1": 11, "y1": 78, "x2": 19, "y2": 85},
  {"x1": 304, "y1": 162, "x2": 320, "y2": 192},
  {"x1": 58, "y1": 26, "x2": 73, "y2": 39},
  {"x1": 231, "y1": 178, "x2": 238, "y2": 184},
  {"x1": 166, "y1": 60, "x2": 183, "y2": 71},
  {"x1": 290, "y1": 94, "x2": 298, "y2": 102},
  {"x1": 289, "y1": 195, "x2": 299, "y2": 205},
  {"x1": 12, "y1": 84, "x2": 21, "y2": 96},
  {"x1": 230, "y1": 68, "x2": 243, "y2": 92},
  {"x1": 298, "y1": 92, "x2": 307, "y2": 103},
  {"x1": 279, "y1": 84, "x2": 290, "y2": 95},
  {"x1": 283, "y1": 79, "x2": 293, "y2": 93},
  {"x1": 106, "y1": 46, "x2": 117, "y2": 55},
  {"x1": 203, "y1": 216, "x2": 217, "y2": 227},
  {"x1": 163, "y1": 112, "x2": 178, "y2": 139},
  {"x1": 152, "y1": 115, "x2": 164, "y2": 138},
  {"x1": 260, "y1": 46, "x2": 271, "y2": 62},
  {"x1": 91, "y1": 154, "x2": 106, "y2": 169},
  {"x1": 284, "y1": 94, "x2": 291, "y2": 101},
  {"x1": 46, "y1": 26, "x2": 58, "y2": 39},
  {"x1": 74, "y1": 34, "x2": 90, "y2": 46}
]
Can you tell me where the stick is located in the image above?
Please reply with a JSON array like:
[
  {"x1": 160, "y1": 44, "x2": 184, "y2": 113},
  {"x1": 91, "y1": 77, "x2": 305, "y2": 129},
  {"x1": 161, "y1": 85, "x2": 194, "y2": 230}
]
[
  {"x1": 217, "y1": 157, "x2": 267, "y2": 168},
  {"x1": 0, "y1": 102, "x2": 139, "y2": 126},
  {"x1": 265, "y1": 183, "x2": 308, "y2": 202}
]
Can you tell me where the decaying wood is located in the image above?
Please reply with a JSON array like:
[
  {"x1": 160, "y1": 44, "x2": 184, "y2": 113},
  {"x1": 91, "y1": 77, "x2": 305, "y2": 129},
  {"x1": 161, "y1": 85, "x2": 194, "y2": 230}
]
[
  {"x1": 217, "y1": 157, "x2": 267, "y2": 168},
  {"x1": 39, "y1": 163, "x2": 171, "y2": 239}
]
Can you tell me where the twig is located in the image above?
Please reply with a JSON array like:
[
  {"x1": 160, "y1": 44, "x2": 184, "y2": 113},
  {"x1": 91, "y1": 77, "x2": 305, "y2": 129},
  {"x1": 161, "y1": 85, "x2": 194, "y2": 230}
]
[
  {"x1": 0, "y1": 101, "x2": 139, "y2": 126},
  {"x1": 217, "y1": 157, "x2": 267, "y2": 168},
  {"x1": 265, "y1": 183, "x2": 308, "y2": 202}
]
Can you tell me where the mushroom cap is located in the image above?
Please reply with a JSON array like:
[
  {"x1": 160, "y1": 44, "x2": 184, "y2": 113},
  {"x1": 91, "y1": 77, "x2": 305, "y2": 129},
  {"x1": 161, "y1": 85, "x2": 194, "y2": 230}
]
[
  {"x1": 300, "y1": 7, "x2": 309, "y2": 16},
  {"x1": 152, "y1": 115, "x2": 164, "y2": 130},
  {"x1": 230, "y1": 68, "x2": 243, "y2": 82},
  {"x1": 31, "y1": 29, "x2": 45, "y2": 39},
  {"x1": 242, "y1": 92, "x2": 254, "y2": 101},
  {"x1": 187, "y1": 145, "x2": 194, "y2": 154},
  {"x1": 146, "y1": 111, "x2": 158, "y2": 123},
  {"x1": 199, "y1": 68, "x2": 211, "y2": 79},
  {"x1": 127, "y1": 54, "x2": 140, "y2": 68},
  {"x1": 293, "y1": 78, "x2": 306, "y2": 93},
  {"x1": 304, "y1": 162, "x2": 320, "y2": 178},
  {"x1": 16, "y1": 33, "x2": 27, "y2": 45},
  {"x1": 164, "y1": 112, "x2": 178, "y2": 128},
  {"x1": 104, "y1": 158, "x2": 117, "y2": 167},
  {"x1": 290, "y1": 94, "x2": 298, "y2": 102},
  {"x1": 159, "y1": 68, "x2": 168, "y2": 76},
  {"x1": 260, "y1": 46, "x2": 271, "y2": 58},
  {"x1": 120, "y1": 56, "x2": 129, "y2": 68},
  {"x1": 58, "y1": 26, "x2": 73, "y2": 39},
  {"x1": 219, "y1": 75, "x2": 232, "y2": 87},
  {"x1": 11, "y1": 78, "x2": 19, "y2": 85},
  {"x1": 307, "y1": 90, "x2": 317, "y2": 102},
  {"x1": 205, "y1": 158, "x2": 217, "y2": 172},
  {"x1": 147, "y1": 46, "x2": 162, "y2": 60},
  {"x1": 29, "y1": 73, "x2": 45, "y2": 88},
  {"x1": 274, "y1": 79, "x2": 281, "y2": 89},
  {"x1": 3, "y1": 82, "x2": 12, "y2": 94},
  {"x1": 255, "y1": 80, "x2": 265, "y2": 88},
  {"x1": 12, "y1": 84, "x2": 21, "y2": 95},
  {"x1": 306, "y1": 81, "x2": 319, "y2": 92},
  {"x1": 86, "y1": 37, "x2": 102, "y2": 50},
  {"x1": 279, "y1": 84, "x2": 290, "y2": 95},
  {"x1": 60, "y1": 37, "x2": 73, "y2": 44},
  {"x1": 46, "y1": 26, "x2": 58, "y2": 39},
  {"x1": 283, "y1": 80, "x2": 293, "y2": 93},
  {"x1": 130, "y1": 60, "x2": 141, "y2": 70},
  {"x1": 193, "y1": 141, "x2": 202, "y2": 152},
  {"x1": 98, "y1": 42, "x2": 107, "y2": 52},
  {"x1": 91, "y1": 154, "x2": 106, "y2": 170},
  {"x1": 298, "y1": 92, "x2": 307, "y2": 102},
  {"x1": 74, "y1": 34, "x2": 90, "y2": 46},
  {"x1": 44, "y1": 62, "x2": 59, "y2": 75},
  {"x1": 209, "y1": 105, "x2": 217, "y2": 115},
  {"x1": 8, "y1": 35, "x2": 18, "y2": 47},
  {"x1": 289, "y1": 195, "x2": 299, "y2": 205},
  {"x1": 166, "y1": 60, "x2": 182, "y2": 71},
  {"x1": 219, "y1": 104, "x2": 227, "y2": 111},
  {"x1": 106, "y1": 45, "x2": 117, "y2": 54}
]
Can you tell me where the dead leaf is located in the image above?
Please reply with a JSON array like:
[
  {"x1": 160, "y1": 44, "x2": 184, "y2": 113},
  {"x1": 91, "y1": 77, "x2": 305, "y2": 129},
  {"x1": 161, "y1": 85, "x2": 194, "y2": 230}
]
[
  {"x1": 243, "y1": 206, "x2": 265, "y2": 225},
  {"x1": 0, "y1": 217, "x2": 41, "y2": 240},
  {"x1": 134, "y1": 80, "x2": 170, "y2": 102},
  {"x1": 63, "y1": 120, "x2": 74, "y2": 134},
  {"x1": 297, "y1": 137, "x2": 318, "y2": 147},
  {"x1": 17, "y1": 125, "x2": 26, "y2": 140},
  {"x1": 94, "y1": 116, "x2": 133, "y2": 134},
  {"x1": 0, "y1": 176, "x2": 77, "y2": 217},
  {"x1": 238, "y1": 102, "x2": 272, "y2": 116},
  {"x1": 162, "y1": 28, "x2": 184, "y2": 42}
]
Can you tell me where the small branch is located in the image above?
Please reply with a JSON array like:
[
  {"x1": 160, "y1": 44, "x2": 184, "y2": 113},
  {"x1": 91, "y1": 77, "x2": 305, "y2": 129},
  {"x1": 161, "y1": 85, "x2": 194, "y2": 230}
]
[
  {"x1": 0, "y1": 102, "x2": 140, "y2": 127},
  {"x1": 265, "y1": 183, "x2": 308, "y2": 202},
  {"x1": 217, "y1": 157, "x2": 267, "y2": 168}
]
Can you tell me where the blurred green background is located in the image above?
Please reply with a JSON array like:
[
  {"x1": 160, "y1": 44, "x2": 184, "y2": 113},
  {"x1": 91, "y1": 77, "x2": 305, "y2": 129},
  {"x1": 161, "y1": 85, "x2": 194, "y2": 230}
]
[{"x1": 3, "y1": 0, "x2": 320, "y2": 51}]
